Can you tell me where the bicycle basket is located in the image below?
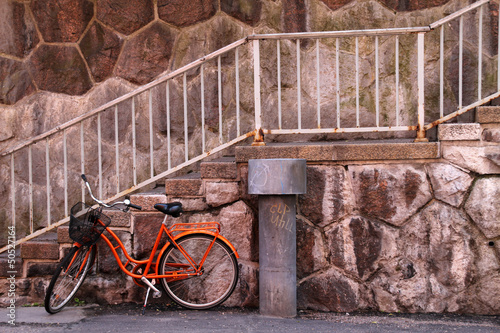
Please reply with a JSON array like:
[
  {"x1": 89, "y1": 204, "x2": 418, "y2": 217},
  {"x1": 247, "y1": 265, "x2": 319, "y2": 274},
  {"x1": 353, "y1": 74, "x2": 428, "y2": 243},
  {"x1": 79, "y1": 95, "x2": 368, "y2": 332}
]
[{"x1": 69, "y1": 202, "x2": 111, "y2": 245}]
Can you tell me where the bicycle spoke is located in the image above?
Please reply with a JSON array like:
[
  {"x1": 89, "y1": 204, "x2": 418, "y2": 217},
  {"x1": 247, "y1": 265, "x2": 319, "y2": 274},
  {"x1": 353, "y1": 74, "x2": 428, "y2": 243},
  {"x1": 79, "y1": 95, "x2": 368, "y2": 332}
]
[
  {"x1": 45, "y1": 246, "x2": 95, "y2": 314},
  {"x1": 159, "y1": 234, "x2": 238, "y2": 309}
]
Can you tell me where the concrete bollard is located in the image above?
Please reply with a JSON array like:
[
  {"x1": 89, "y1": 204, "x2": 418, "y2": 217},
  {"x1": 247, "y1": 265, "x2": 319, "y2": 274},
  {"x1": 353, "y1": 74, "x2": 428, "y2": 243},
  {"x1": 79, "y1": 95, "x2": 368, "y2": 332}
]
[{"x1": 248, "y1": 159, "x2": 307, "y2": 318}]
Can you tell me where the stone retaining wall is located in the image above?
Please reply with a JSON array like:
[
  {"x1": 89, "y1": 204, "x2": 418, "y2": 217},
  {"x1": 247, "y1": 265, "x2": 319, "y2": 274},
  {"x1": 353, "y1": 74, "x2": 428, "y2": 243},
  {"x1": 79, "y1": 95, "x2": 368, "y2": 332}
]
[
  {"x1": 2, "y1": 0, "x2": 499, "y2": 244},
  {"x1": 1, "y1": 109, "x2": 499, "y2": 314}
]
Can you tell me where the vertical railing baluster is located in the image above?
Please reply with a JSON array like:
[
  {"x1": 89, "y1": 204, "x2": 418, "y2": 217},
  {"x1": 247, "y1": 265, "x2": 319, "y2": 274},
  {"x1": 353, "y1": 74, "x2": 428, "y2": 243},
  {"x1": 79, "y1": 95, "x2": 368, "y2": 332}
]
[
  {"x1": 498, "y1": 5, "x2": 500, "y2": 92},
  {"x1": 63, "y1": 129, "x2": 68, "y2": 216},
  {"x1": 253, "y1": 39, "x2": 262, "y2": 135},
  {"x1": 80, "y1": 121, "x2": 85, "y2": 202},
  {"x1": 396, "y1": 36, "x2": 400, "y2": 127},
  {"x1": 336, "y1": 38, "x2": 340, "y2": 128},
  {"x1": 355, "y1": 37, "x2": 360, "y2": 127},
  {"x1": 28, "y1": 145, "x2": 33, "y2": 234},
  {"x1": 316, "y1": 39, "x2": 321, "y2": 128},
  {"x1": 297, "y1": 39, "x2": 301, "y2": 129},
  {"x1": 132, "y1": 97, "x2": 137, "y2": 186},
  {"x1": 277, "y1": 39, "x2": 282, "y2": 129},
  {"x1": 46, "y1": 138, "x2": 51, "y2": 226},
  {"x1": 183, "y1": 73, "x2": 189, "y2": 162},
  {"x1": 115, "y1": 105, "x2": 120, "y2": 193},
  {"x1": 98, "y1": 112, "x2": 102, "y2": 198},
  {"x1": 167, "y1": 81, "x2": 172, "y2": 168},
  {"x1": 478, "y1": 5, "x2": 483, "y2": 100},
  {"x1": 416, "y1": 32, "x2": 426, "y2": 141},
  {"x1": 149, "y1": 90, "x2": 154, "y2": 177},
  {"x1": 459, "y1": 15, "x2": 463, "y2": 110},
  {"x1": 440, "y1": 25, "x2": 444, "y2": 118},
  {"x1": 11, "y1": 154, "x2": 15, "y2": 228},
  {"x1": 218, "y1": 56, "x2": 223, "y2": 144},
  {"x1": 236, "y1": 48, "x2": 240, "y2": 137},
  {"x1": 200, "y1": 66, "x2": 205, "y2": 153},
  {"x1": 375, "y1": 36, "x2": 380, "y2": 127}
]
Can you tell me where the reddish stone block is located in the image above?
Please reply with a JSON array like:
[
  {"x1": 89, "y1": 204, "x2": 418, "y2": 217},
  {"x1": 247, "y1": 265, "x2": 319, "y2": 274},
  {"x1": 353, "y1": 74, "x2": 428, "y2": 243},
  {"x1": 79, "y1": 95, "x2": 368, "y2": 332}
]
[
  {"x1": 165, "y1": 173, "x2": 203, "y2": 196},
  {"x1": 296, "y1": 218, "x2": 319, "y2": 279},
  {"x1": 102, "y1": 209, "x2": 131, "y2": 227},
  {"x1": 97, "y1": 0, "x2": 154, "y2": 35},
  {"x1": 57, "y1": 226, "x2": 72, "y2": 243},
  {"x1": 26, "y1": 261, "x2": 59, "y2": 277},
  {"x1": 0, "y1": 255, "x2": 23, "y2": 278},
  {"x1": 29, "y1": 44, "x2": 93, "y2": 95},
  {"x1": 30, "y1": 0, "x2": 93, "y2": 43},
  {"x1": 283, "y1": 0, "x2": 307, "y2": 33},
  {"x1": 80, "y1": 22, "x2": 124, "y2": 82},
  {"x1": 0, "y1": 1, "x2": 39, "y2": 58},
  {"x1": 21, "y1": 242, "x2": 59, "y2": 260},
  {"x1": 115, "y1": 22, "x2": 177, "y2": 85},
  {"x1": 158, "y1": 0, "x2": 217, "y2": 27},
  {"x1": 221, "y1": 0, "x2": 262, "y2": 26},
  {"x1": 97, "y1": 230, "x2": 131, "y2": 274},
  {"x1": 1, "y1": 278, "x2": 31, "y2": 298},
  {"x1": 200, "y1": 157, "x2": 238, "y2": 179},
  {"x1": 132, "y1": 213, "x2": 168, "y2": 259},
  {"x1": 349, "y1": 217, "x2": 382, "y2": 280},
  {"x1": 297, "y1": 268, "x2": 359, "y2": 312},
  {"x1": 0, "y1": 57, "x2": 35, "y2": 105}
]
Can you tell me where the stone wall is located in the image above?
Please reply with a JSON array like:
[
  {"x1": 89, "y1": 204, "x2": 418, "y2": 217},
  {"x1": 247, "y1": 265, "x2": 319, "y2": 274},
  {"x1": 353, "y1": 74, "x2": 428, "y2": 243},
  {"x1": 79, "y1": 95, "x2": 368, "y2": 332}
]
[
  {"x1": 2, "y1": 109, "x2": 498, "y2": 314},
  {"x1": 1, "y1": 0, "x2": 499, "y2": 139},
  {"x1": 234, "y1": 109, "x2": 500, "y2": 314},
  {"x1": 3, "y1": 0, "x2": 497, "y2": 104},
  {"x1": 2, "y1": 0, "x2": 499, "y2": 242}
]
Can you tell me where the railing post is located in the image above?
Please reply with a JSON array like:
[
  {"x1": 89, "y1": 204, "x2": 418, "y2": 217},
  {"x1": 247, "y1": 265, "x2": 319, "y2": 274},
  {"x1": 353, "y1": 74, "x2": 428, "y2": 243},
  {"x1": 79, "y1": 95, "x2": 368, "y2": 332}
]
[
  {"x1": 415, "y1": 32, "x2": 428, "y2": 142},
  {"x1": 252, "y1": 39, "x2": 265, "y2": 146}
]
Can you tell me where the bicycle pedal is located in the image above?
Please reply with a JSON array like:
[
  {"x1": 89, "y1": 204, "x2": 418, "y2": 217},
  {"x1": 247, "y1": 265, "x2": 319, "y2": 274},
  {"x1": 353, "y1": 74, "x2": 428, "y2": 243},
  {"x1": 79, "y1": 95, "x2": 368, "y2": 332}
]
[{"x1": 153, "y1": 290, "x2": 162, "y2": 298}]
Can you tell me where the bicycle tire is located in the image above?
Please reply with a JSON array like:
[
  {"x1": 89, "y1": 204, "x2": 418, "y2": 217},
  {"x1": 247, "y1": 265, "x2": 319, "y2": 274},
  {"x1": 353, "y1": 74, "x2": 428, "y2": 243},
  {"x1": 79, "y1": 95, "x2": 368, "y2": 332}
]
[
  {"x1": 44, "y1": 245, "x2": 96, "y2": 314},
  {"x1": 159, "y1": 234, "x2": 238, "y2": 310}
]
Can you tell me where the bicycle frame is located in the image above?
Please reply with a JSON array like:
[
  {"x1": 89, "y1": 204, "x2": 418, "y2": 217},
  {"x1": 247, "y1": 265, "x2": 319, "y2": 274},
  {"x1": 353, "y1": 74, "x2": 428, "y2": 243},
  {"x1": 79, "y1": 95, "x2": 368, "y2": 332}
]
[{"x1": 90, "y1": 214, "x2": 239, "y2": 284}]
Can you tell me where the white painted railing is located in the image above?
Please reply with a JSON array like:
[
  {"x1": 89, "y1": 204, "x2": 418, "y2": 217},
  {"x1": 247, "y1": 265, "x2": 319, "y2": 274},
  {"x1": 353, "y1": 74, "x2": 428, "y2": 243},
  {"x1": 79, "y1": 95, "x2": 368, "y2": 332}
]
[{"x1": 1, "y1": 0, "x2": 498, "y2": 252}]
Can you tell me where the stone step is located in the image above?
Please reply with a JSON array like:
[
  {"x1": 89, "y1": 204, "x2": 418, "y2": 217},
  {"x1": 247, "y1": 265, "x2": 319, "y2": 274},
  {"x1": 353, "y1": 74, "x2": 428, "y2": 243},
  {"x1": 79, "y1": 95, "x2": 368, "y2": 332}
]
[
  {"x1": 235, "y1": 140, "x2": 440, "y2": 162},
  {"x1": 164, "y1": 172, "x2": 203, "y2": 197},
  {"x1": 130, "y1": 186, "x2": 167, "y2": 211},
  {"x1": 20, "y1": 232, "x2": 59, "y2": 260},
  {"x1": 200, "y1": 156, "x2": 237, "y2": 180},
  {"x1": 476, "y1": 106, "x2": 500, "y2": 123}
]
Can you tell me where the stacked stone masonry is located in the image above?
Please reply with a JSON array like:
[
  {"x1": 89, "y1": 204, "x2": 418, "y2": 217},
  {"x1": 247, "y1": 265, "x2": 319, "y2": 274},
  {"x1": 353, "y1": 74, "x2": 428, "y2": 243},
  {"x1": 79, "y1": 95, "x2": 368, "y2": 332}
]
[
  {"x1": 2, "y1": 108, "x2": 499, "y2": 314},
  {"x1": 1, "y1": 0, "x2": 499, "y2": 104}
]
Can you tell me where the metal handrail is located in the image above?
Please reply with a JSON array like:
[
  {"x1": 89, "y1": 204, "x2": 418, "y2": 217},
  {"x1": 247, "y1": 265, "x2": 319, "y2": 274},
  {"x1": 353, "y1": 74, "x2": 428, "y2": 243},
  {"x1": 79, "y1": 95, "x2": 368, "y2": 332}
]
[
  {"x1": 429, "y1": 0, "x2": 490, "y2": 29},
  {"x1": 248, "y1": 26, "x2": 431, "y2": 40},
  {"x1": 1, "y1": 37, "x2": 250, "y2": 157}
]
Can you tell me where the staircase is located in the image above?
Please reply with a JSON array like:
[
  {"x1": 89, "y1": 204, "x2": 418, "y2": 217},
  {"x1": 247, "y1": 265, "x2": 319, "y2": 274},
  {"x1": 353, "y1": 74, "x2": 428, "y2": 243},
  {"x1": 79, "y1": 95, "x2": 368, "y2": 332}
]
[{"x1": 1, "y1": 104, "x2": 498, "y2": 308}]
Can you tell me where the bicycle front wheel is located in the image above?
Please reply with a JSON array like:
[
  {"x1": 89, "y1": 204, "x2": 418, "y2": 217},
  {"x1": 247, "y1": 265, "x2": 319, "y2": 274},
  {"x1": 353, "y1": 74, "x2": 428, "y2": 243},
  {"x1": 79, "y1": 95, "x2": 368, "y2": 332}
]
[
  {"x1": 159, "y1": 234, "x2": 238, "y2": 309},
  {"x1": 44, "y1": 245, "x2": 96, "y2": 314}
]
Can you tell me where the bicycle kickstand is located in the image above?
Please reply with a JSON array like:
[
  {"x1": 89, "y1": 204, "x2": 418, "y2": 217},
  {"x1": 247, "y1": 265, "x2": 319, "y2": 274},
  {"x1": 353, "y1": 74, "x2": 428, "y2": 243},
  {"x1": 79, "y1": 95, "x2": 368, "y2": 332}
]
[{"x1": 141, "y1": 277, "x2": 162, "y2": 315}]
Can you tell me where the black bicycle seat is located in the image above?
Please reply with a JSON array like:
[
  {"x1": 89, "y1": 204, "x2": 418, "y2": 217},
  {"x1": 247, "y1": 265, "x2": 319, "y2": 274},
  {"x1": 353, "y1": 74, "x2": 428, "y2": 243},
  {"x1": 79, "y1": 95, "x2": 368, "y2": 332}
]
[{"x1": 154, "y1": 203, "x2": 183, "y2": 217}]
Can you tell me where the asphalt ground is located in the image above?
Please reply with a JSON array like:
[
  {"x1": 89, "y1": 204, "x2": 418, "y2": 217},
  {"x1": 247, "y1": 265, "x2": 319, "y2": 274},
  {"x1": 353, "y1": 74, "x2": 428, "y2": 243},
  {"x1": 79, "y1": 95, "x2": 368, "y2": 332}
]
[{"x1": 2, "y1": 304, "x2": 500, "y2": 333}]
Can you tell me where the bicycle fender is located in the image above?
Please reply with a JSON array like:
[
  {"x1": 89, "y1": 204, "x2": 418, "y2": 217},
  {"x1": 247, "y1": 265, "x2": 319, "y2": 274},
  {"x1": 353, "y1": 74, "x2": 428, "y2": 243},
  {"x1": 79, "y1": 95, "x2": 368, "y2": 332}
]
[{"x1": 155, "y1": 231, "x2": 239, "y2": 275}]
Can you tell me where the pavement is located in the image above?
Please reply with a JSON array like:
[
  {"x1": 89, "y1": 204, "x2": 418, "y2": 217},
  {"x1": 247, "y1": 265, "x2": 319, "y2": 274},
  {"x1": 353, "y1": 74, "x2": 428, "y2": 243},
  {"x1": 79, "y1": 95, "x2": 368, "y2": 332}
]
[{"x1": 2, "y1": 304, "x2": 500, "y2": 333}]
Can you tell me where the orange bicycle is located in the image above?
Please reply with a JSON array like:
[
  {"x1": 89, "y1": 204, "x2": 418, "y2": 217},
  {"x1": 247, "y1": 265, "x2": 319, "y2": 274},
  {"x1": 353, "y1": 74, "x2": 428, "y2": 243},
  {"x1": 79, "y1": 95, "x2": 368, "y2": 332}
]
[{"x1": 44, "y1": 174, "x2": 239, "y2": 314}]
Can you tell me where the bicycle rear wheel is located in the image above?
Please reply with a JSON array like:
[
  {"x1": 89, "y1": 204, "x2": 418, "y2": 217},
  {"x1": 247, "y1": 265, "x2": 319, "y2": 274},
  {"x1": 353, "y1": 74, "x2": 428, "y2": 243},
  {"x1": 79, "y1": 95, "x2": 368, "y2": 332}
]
[
  {"x1": 159, "y1": 234, "x2": 238, "y2": 309},
  {"x1": 44, "y1": 245, "x2": 96, "y2": 314}
]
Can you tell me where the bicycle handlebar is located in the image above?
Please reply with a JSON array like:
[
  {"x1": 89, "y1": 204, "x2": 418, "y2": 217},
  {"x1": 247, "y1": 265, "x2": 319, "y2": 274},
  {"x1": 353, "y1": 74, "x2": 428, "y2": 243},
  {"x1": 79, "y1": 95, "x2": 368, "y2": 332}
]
[{"x1": 81, "y1": 174, "x2": 142, "y2": 211}]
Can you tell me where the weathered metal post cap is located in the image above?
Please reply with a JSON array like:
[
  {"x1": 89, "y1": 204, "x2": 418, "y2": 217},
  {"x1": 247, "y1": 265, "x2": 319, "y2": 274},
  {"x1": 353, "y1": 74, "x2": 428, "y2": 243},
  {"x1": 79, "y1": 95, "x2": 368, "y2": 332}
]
[{"x1": 248, "y1": 159, "x2": 307, "y2": 195}]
